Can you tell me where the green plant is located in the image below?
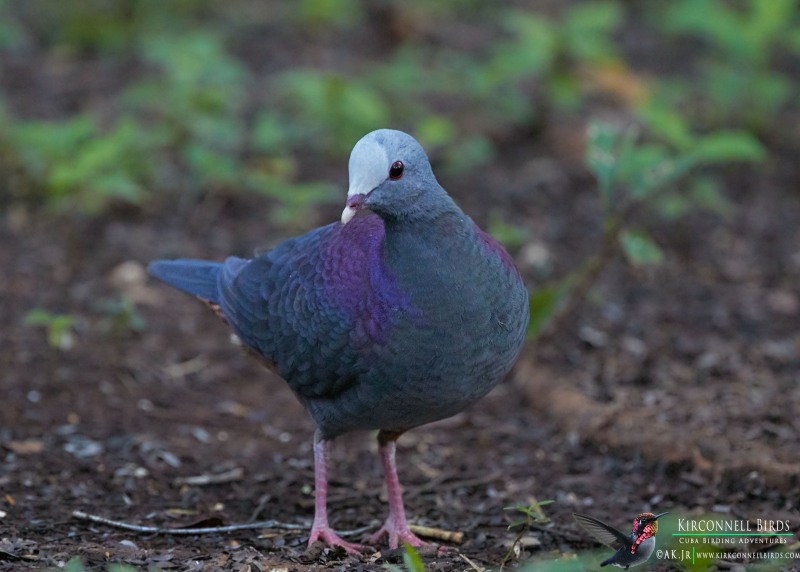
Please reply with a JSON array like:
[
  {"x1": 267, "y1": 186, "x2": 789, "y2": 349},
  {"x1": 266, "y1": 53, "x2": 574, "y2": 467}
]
[
  {"x1": 295, "y1": 0, "x2": 363, "y2": 29},
  {"x1": 0, "y1": 1, "x2": 632, "y2": 223},
  {"x1": 383, "y1": 544, "x2": 427, "y2": 572},
  {"x1": 24, "y1": 309, "x2": 77, "y2": 350},
  {"x1": 586, "y1": 121, "x2": 765, "y2": 257},
  {"x1": 489, "y1": 2, "x2": 624, "y2": 112},
  {"x1": 125, "y1": 31, "x2": 249, "y2": 191},
  {"x1": 0, "y1": 20, "x2": 344, "y2": 223},
  {"x1": 488, "y1": 210, "x2": 529, "y2": 252},
  {"x1": 649, "y1": 0, "x2": 800, "y2": 133},
  {"x1": 9, "y1": 114, "x2": 160, "y2": 214},
  {"x1": 528, "y1": 120, "x2": 766, "y2": 339},
  {"x1": 501, "y1": 499, "x2": 554, "y2": 568},
  {"x1": 0, "y1": 0, "x2": 25, "y2": 49},
  {"x1": 247, "y1": 174, "x2": 339, "y2": 228},
  {"x1": 95, "y1": 297, "x2": 146, "y2": 334},
  {"x1": 278, "y1": 70, "x2": 390, "y2": 156},
  {"x1": 291, "y1": 2, "x2": 625, "y2": 175},
  {"x1": 516, "y1": 554, "x2": 608, "y2": 572}
]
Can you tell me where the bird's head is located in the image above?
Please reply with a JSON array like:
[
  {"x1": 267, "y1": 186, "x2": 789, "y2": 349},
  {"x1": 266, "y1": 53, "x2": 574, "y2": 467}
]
[
  {"x1": 632, "y1": 512, "x2": 668, "y2": 539},
  {"x1": 341, "y1": 129, "x2": 455, "y2": 224}
]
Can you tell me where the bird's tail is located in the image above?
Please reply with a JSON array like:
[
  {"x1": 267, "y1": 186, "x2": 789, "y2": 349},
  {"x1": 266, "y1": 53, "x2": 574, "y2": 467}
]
[{"x1": 148, "y1": 259, "x2": 222, "y2": 303}]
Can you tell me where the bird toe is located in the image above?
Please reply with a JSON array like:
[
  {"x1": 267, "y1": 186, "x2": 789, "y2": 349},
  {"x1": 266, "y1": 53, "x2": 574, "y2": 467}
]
[
  {"x1": 366, "y1": 522, "x2": 431, "y2": 549},
  {"x1": 308, "y1": 526, "x2": 365, "y2": 555}
]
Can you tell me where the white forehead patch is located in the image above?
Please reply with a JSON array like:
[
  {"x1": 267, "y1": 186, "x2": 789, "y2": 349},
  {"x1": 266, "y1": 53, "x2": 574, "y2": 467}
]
[{"x1": 347, "y1": 135, "x2": 389, "y2": 198}]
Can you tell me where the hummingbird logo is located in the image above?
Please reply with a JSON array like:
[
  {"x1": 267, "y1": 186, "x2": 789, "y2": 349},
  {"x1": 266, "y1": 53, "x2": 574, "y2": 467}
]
[{"x1": 573, "y1": 511, "x2": 668, "y2": 569}]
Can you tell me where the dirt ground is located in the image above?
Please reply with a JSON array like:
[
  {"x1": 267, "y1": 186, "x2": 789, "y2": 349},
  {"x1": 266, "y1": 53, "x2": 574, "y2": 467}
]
[
  {"x1": 2, "y1": 8, "x2": 800, "y2": 572},
  {"x1": 3, "y1": 136, "x2": 800, "y2": 571}
]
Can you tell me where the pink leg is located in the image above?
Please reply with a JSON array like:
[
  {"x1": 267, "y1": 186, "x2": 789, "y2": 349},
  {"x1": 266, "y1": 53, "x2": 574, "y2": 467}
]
[
  {"x1": 307, "y1": 431, "x2": 364, "y2": 554},
  {"x1": 366, "y1": 434, "x2": 430, "y2": 549}
]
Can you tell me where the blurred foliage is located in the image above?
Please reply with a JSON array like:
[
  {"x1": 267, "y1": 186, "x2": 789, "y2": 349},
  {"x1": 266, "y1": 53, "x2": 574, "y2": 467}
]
[
  {"x1": 94, "y1": 297, "x2": 146, "y2": 335},
  {"x1": 529, "y1": 120, "x2": 766, "y2": 338},
  {"x1": 488, "y1": 209, "x2": 529, "y2": 252},
  {"x1": 279, "y1": 70, "x2": 390, "y2": 155},
  {"x1": 383, "y1": 544, "x2": 427, "y2": 572},
  {"x1": 516, "y1": 552, "x2": 612, "y2": 571},
  {"x1": 0, "y1": 0, "x2": 628, "y2": 219},
  {"x1": 0, "y1": 0, "x2": 795, "y2": 233},
  {"x1": 505, "y1": 500, "x2": 553, "y2": 530},
  {"x1": 10, "y1": 114, "x2": 161, "y2": 214},
  {"x1": 63, "y1": 557, "x2": 137, "y2": 572},
  {"x1": 501, "y1": 499, "x2": 554, "y2": 568},
  {"x1": 645, "y1": 0, "x2": 800, "y2": 134},
  {"x1": 24, "y1": 309, "x2": 76, "y2": 350}
]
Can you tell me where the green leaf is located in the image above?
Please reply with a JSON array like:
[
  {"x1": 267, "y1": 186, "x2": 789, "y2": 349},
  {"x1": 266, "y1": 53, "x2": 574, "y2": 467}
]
[
  {"x1": 789, "y1": 27, "x2": 800, "y2": 55},
  {"x1": 587, "y1": 124, "x2": 689, "y2": 203},
  {"x1": 252, "y1": 112, "x2": 288, "y2": 154},
  {"x1": 622, "y1": 144, "x2": 678, "y2": 199},
  {"x1": 546, "y1": 73, "x2": 584, "y2": 111},
  {"x1": 184, "y1": 143, "x2": 241, "y2": 187},
  {"x1": 443, "y1": 135, "x2": 494, "y2": 174},
  {"x1": 689, "y1": 176, "x2": 734, "y2": 217},
  {"x1": 488, "y1": 11, "x2": 557, "y2": 87},
  {"x1": 401, "y1": 544, "x2": 427, "y2": 572},
  {"x1": 637, "y1": 99, "x2": 694, "y2": 149},
  {"x1": 279, "y1": 71, "x2": 390, "y2": 155},
  {"x1": 692, "y1": 131, "x2": 767, "y2": 163},
  {"x1": 24, "y1": 309, "x2": 76, "y2": 349},
  {"x1": 0, "y1": 3, "x2": 25, "y2": 49},
  {"x1": 24, "y1": 309, "x2": 56, "y2": 327},
  {"x1": 563, "y1": 1, "x2": 623, "y2": 63},
  {"x1": 415, "y1": 115, "x2": 456, "y2": 149},
  {"x1": 528, "y1": 283, "x2": 570, "y2": 338},
  {"x1": 585, "y1": 121, "x2": 621, "y2": 202},
  {"x1": 63, "y1": 558, "x2": 86, "y2": 572},
  {"x1": 108, "y1": 565, "x2": 139, "y2": 572},
  {"x1": 565, "y1": 1, "x2": 623, "y2": 33},
  {"x1": 517, "y1": 553, "x2": 609, "y2": 571},
  {"x1": 620, "y1": 230, "x2": 664, "y2": 266},
  {"x1": 488, "y1": 211, "x2": 528, "y2": 251}
]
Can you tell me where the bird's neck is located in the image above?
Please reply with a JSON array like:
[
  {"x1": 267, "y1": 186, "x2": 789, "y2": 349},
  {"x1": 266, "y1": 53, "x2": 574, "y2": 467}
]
[
  {"x1": 628, "y1": 533, "x2": 656, "y2": 556},
  {"x1": 382, "y1": 184, "x2": 461, "y2": 226},
  {"x1": 382, "y1": 209, "x2": 470, "y2": 259}
]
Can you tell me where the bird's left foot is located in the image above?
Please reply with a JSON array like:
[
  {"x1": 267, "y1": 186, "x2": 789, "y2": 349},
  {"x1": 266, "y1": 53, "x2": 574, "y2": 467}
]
[{"x1": 366, "y1": 519, "x2": 431, "y2": 549}]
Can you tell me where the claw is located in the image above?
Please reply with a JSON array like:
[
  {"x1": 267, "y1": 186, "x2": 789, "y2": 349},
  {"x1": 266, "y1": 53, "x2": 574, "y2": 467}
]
[
  {"x1": 308, "y1": 525, "x2": 365, "y2": 554},
  {"x1": 366, "y1": 520, "x2": 430, "y2": 549}
]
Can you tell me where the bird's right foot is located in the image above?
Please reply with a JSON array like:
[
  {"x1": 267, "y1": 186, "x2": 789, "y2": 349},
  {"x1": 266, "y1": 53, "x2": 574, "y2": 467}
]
[{"x1": 308, "y1": 525, "x2": 364, "y2": 555}]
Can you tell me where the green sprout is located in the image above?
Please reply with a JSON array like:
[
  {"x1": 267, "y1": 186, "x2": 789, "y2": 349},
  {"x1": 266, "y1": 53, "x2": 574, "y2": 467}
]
[
  {"x1": 384, "y1": 543, "x2": 427, "y2": 572},
  {"x1": 501, "y1": 499, "x2": 554, "y2": 568},
  {"x1": 24, "y1": 309, "x2": 77, "y2": 350}
]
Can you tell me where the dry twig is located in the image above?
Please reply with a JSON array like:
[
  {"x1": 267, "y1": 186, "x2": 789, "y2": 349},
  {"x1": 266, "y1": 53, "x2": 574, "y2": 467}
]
[
  {"x1": 459, "y1": 553, "x2": 486, "y2": 572},
  {"x1": 408, "y1": 524, "x2": 464, "y2": 544},
  {"x1": 173, "y1": 467, "x2": 244, "y2": 486},
  {"x1": 71, "y1": 510, "x2": 371, "y2": 538}
]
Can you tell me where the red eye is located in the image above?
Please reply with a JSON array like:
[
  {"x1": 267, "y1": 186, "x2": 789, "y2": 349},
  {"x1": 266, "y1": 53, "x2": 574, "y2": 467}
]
[{"x1": 389, "y1": 160, "x2": 404, "y2": 180}]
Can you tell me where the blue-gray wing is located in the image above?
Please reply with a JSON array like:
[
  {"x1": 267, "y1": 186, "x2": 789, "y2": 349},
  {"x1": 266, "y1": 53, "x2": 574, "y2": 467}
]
[
  {"x1": 218, "y1": 216, "x2": 392, "y2": 400},
  {"x1": 573, "y1": 513, "x2": 628, "y2": 550}
]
